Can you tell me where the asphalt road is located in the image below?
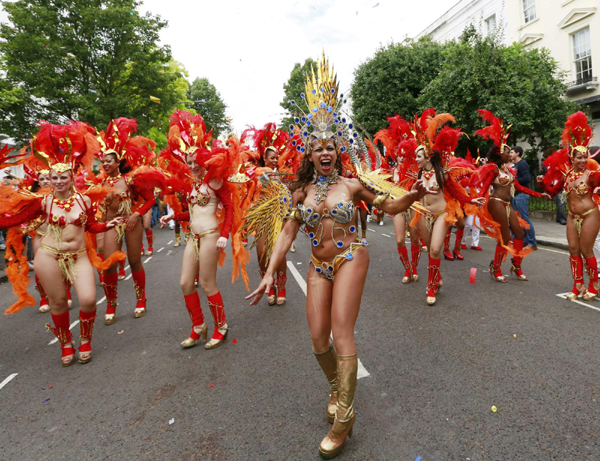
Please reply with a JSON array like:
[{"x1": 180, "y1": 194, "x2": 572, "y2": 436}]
[{"x1": 1, "y1": 222, "x2": 599, "y2": 460}]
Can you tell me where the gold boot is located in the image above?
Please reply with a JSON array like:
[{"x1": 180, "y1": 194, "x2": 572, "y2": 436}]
[
  {"x1": 174, "y1": 233, "x2": 181, "y2": 247},
  {"x1": 314, "y1": 345, "x2": 339, "y2": 424},
  {"x1": 319, "y1": 354, "x2": 357, "y2": 459}
]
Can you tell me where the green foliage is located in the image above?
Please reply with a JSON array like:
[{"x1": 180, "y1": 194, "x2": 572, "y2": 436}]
[
  {"x1": 188, "y1": 77, "x2": 230, "y2": 139},
  {"x1": 0, "y1": 0, "x2": 185, "y2": 143},
  {"x1": 419, "y1": 30, "x2": 577, "y2": 157},
  {"x1": 280, "y1": 57, "x2": 318, "y2": 131},
  {"x1": 350, "y1": 37, "x2": 445, "y2": 135}
]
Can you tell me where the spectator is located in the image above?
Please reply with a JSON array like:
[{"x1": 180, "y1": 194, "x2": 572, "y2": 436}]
[{"x1": 510, "y1": 146, "x2": 537, "y2": 250}]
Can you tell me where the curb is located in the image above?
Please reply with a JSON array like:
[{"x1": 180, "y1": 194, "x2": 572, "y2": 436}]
[{"x1": 537, "y1": 238, "x2": 568, "y2": 251}]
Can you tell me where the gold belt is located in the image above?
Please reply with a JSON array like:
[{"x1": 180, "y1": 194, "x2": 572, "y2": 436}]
[
  {"x1": 40, "y1": 244, "x2": 86, "y2": 284},
  {"x1": 190, "y1": 228, "x2": 219, "y2": 261},
  {"x1": 490, "y1": 196, "x2": 511, "y2": 221},
  {"x1": 569, "y1": 208, "x2": 595, "y2": 236},
  {"x1": 423, "y1": 210, "x2": 446, "y2": 234},
  {"x1": 310, "y1": 241, "x2": 366, "y2": 281}
]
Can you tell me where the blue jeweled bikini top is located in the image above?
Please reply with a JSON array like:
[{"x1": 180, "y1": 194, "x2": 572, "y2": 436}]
[{"x1": 298, "y1": 200, "x2": 356, "y2": 248}]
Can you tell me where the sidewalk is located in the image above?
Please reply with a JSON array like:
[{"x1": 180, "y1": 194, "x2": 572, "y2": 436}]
[{"x1": 530, "y1": 217, "x2": 568, "y2": 250}]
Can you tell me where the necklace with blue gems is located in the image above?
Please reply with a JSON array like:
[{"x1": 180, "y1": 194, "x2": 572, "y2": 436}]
[{"x1": 312, "y1": 170, "x2": 339, "y2": 204}]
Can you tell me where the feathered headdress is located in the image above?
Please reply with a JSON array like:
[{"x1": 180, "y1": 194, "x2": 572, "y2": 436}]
[
  {"x1": 433, "y1": 126, "x2": 464, "y2": 166},
  {"x1": 96, "y1": 118, "x2": 155, "y2": 169},
  {"x1": 166, "y1": 110, "x2": 213, "y2": 164},
  {"x1": 474, "y1": 109, "x2": 512, "y2": 153},
  {"x1": 246, "y1": 123, "x2": 290, "y2": 158},
  {"x1": 32, "y1": 121, "x2": 98, "y2": 173},
  {"x1": 412, "y1": 108, "x2": 456, "y2": 167},
  {"x1": 562, "y1": 111, "x2": 593, "y2": 158}
]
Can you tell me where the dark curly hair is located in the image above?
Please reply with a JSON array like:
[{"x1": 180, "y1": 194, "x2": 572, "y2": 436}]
[
  {"x1": 486, "y1": 145, "x2": 508, "y2": 169},
  {"x1": 290, "y1": 138, "x2": 344, "y2": 193}
]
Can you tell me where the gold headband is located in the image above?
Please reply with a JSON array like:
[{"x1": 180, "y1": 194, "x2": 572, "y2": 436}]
[{"x1": 51, "y1": 163, "x2": 72, "y2": 173}]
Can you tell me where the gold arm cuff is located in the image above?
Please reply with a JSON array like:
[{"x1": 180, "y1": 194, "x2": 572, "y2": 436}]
[
  {"x1": 287, "y1": 207, "x2": 303, "y2": 222},
  {"x1": 373, "y1": 194, "x2": 387, "y2": 208}
]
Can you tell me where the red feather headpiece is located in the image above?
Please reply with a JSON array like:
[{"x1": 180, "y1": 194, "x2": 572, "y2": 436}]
[
  {"x1": 244, "y1": 123, "x2": 290, "y2": 158},
  {"x1": 96, "y1": 118, "x2": 155, "y2": 169},
  {"x1": 562, "y1": 111, "x2": 593, "y2": 158},
  {"x1": 413, "y1": 108, "x2": 455, "y2": 156},
  {"x1": 474, "y1": 109, "x2": 511, "y2": 152}
]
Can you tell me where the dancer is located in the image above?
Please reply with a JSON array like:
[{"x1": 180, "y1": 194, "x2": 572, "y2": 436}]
[
  {"x1": 537, "y1": 111, "x2": 599, "y2": 300},
  {"x1": 246, "y1": 54, "x2": 434, "y2": 459},
  {"x1": 97, "y1": 118, "x2": 163, "y2": 325},
  {"x1": 0, "y1": 121, "x2": 123, "y2": 366},
  {"x1": 474, "y1": 110, "x2": 550, "y2": 282},
  {"x1": 160, "y1": 110, "x2": 248, "y2": 350},
  {"x1": 409, "y1": 110, "x2": 484, "y2": 305}
]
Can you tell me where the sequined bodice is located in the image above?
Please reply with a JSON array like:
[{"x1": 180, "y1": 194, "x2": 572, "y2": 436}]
[
  {"x1": 564, "y1": 169, "x2": 589, "y2": 196},
  {"x1": 47, "y1": 194, "x2": 87, "y2": 228},
  {"x1": 189, "y1": 181, "x2": 217, "y2": 207},
  {"x1": 299, "y1": 200, "x2": 355, "y2": 228},
  {"x1": 494, "y1": 165, "x2": 514, "y2": 187}
]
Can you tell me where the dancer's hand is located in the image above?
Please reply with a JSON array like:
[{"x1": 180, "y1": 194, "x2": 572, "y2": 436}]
[
  {"x1": 246, "y1": 273, "x2": 273, "y2": 306},
  {"x1": 410, "y1": 180, "x2": 438, "y2": 200},
  {"x1": 471, "y1": 197, "x2": 486, "y2": 207},
  {"x1": 536, "y1": 175, "x2": 544, "y2": 184},
  {"x1": 126, "y1": 212, "x2": 140, "y2": 231},
  {"x1": 160, "y1": 213, "x2": 174, "y2": 228},
  {"x1": 216, "y1": 237, "x2": 227, "y2": 249},
  {"x1": 540, "y1": 193, "x2": 551, "y2": 200},
  {"x1": 105, "y1": 217, "x2": 124, "y2": 230}
]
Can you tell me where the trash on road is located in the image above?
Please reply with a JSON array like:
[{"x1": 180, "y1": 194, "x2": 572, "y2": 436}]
[
  {"x1": 209, "y1": 384, "x2": 214, "y2": 388},
  {"x1": 42, "y1": 398, "x2": 50, "y2": 403},
  {"x1": 232, "y1": 339, "x2": 238, "y2": 344},
  {"x1": 48, "y1": 385, "x2": 52, "y2": 389},
  {"x1": 491, "y1": 405, "x2": 498, "y2": 413},
  {"x1": 470, "y1": 268, "x2": 477, "y2": 284},
  {"x1": 169, "y1": 418, "x2": 174, "y2": 425},
  {"x1": 118, "y1": 330, "x2": 124, "y2": 335}
]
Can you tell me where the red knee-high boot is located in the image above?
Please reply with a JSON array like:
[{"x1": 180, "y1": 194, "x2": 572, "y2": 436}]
[
  {"x1": 426, "y1": 256, "x2": 441, "y2": 305},
  {"x1": 490, "y1": 244, "x2": 508, "y2": 282},
  {"x1": 567, "y1": 256, "x2": 585, "y2": 300},
  {"x1": 398, "y1": 245, "x2": 411, "y2": 284},
  {"x1": 35, "y1": 274, "x2": 49, "y2": 313},
  {"x1": 132, "y1": 269, "x2": 147, "y2": 318},
  {"x1": 146, "y1": 229, "x2": 154, "y2": 255},
  {"x1": 46, "y1": 311, "x2": 75, "y2": 367},
  {"x1": 443, "y1": 229, "x2": 454, "y2": 261},
  {"x1": 584, "y1": 257, "x2": 598, "y2": 300},
  {"x1": 453, "y1": 228, "x2": 464, "y2": 260},
  {"x1": 205, "y1": 292, "x2": 228, "y2": 349},
  {"x1": 78, "y1": 309, "x2": 96, "y2": 364},
  {"x1": 510, "y1": 239, "x2": 528, "y2": 280},
  {"x1": 103, "y1": 271, "x2": 118, "y2": 325},
  {"x1": 410, "y1": 244, "x2": 421, "y2": 282},
  {"x1": 276, "y1": 271, "x2": 287, "y2": 305},
  {"x1": 181, "y1": 291, "x2": 207, "y2": 348}
]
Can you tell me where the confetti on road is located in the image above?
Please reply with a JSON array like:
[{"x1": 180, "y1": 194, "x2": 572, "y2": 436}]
[
  {"x1": 48, "y1": 386, "x2": 53, "y2": 389},
  {"x1": 43, "y1": 398, "x2": 50, "y2": 403},
  {"x1": 416, "y1": 457, "x2": 421, "y2": 461},
  {"x1": 513, "y1": 334, "x2": 517, "y2": 339},
  {"x1": 491, "y1": 405, "x2": 497, "y2": 413},
  {"x1": 209, "y1": 384, "x2": 214, "y2": 388},
  {"x1": 470, "y1": 268, "x2": 477, "y2": 284},
  {"x1": 232, "y1": 339, "x2": 238, "y2": 344},
  {"x1": 118, "y1": 330, "x2": 124, "y2": 335},
  {"x1": 169, "y1": 418, "x2": 174, "y2": 425}
]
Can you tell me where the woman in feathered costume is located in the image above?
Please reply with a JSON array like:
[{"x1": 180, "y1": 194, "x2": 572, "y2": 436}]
[
  {"x1": 537, "y1": 111, "x2": 600, "y2": 300},
  {"x1": 242, "y1": 122, "x2": 292, "y2": 305},
  {"x1": 246, "y1": 54, "x2": 435, "y2": 459},
  {"x1": 375, "y1": 115, "x2": 422, "y2": 284},
  {"x1": 410, "y1": 109, "x2": 485, "y2": 305},
  {"x1": 0, "y1": 121, "x2": 123, "y2": 366},
  {"x1": 474, "y1": 110, "x2": 550, "y2": 283},
  {"x1": 160, "y1": 110, "x2": 247, "y2": 350},
  {"x1": 96, "y1": 118, "x2": 164, "y2": 325}
]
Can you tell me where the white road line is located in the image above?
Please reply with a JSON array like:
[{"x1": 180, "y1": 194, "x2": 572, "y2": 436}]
[
  {"x1": 381, "y1": 233, "x2": 391, "y2": 238},
  {"x1": 287, "y1": 261, "x2": 307, "y2": 295},
  {"x1": 368, "y1": 229, "x2": 376, "y2": 233},
  {"x1": 48, "y1": 320, "x2": 80, "y2": 345},
  {"x1": 556, "y1": 293, "x2": 600, "y2": 312},
  {"x1": 96, "y1": 296, "x2": 106, "y2": 305},
  {"x1": 125, "y1": 265, "x2": 130, "y2": 271},
  {"x1": 143, "y1": 257, "x2": 152, "y2": 264},
  {"x1": 0, "y1": 373, "x2": 18, "y2": 391},
  {"x1": 125, "y1": 274, "x2": 132, "y2": 281},
  {"x1": 287, "y1": 261, "x2": 370, "y2": 379},
  {"x1": 157, "y1": 247, "x2": 165, "y2": 253},
  {"x1": 539, "y1": 247, "x2": 569, "y2": 255},
  {"x1": 168, "y1": 240, "x2": 173, "y2": 245}
]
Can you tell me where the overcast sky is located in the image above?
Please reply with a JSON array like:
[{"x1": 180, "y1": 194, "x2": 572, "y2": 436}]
[{"x1": 1, "y1": 0, "x2": 457, "y2": 134}]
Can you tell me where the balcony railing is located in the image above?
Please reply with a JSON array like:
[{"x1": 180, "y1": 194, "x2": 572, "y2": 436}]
[{"x1": 567, "y1": 76, "x2": 598, "y2": 93}]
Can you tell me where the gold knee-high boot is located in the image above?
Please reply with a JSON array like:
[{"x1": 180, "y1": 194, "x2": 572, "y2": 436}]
[
  {"x1": 314, "y1": 344, "x2": 339, "y2": 424},
  {"x1": 319, "y1": 354, "x2": 357, "y2": 459}
]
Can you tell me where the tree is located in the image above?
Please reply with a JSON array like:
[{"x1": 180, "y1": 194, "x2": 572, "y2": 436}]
[
  {"x1": 418, "y1": 27, "x2": 577, "y2": 157},
  {"x1": 0, "y1": 0, "x2": 182, "y2": 142},
  {"x1": 280, "y1": 57, "x2": 318, "y2": 131},
  {"x1": 188, "y1": 77, "x2": 230, "y2": 139},
  {"x1": 350, "y1": 37, "x2": 445, "y2": 135}
]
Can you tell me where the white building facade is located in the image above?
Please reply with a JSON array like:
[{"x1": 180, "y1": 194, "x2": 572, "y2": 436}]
[{"x1": 417, "y1": 0, "x2": 600, "y2": 142}]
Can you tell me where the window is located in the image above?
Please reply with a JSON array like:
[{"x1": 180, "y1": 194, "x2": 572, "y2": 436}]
[
  {"x1": 485, "y1": 15, "x2": 496, "y2": 36},
  {"x1": 573, "y1": 27, "x2": 593, "y2": 84},
  {"x1": 523, "y1": 0, "x2": 536, "y2": 24}
]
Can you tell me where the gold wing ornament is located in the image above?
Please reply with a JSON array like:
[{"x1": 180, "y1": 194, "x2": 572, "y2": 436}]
[
  {"x1": 356, "y1": 169, "x2": 427, "y2": 214},
  {"x1": 242, "y1": 173, "x2": 293, "y2": 262}
]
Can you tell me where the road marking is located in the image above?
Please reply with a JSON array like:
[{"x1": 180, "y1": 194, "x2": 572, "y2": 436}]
[
  {"x1": 381, "y1": 233, "x2": 391, "y2": 238},
  {"x1": 287, "y1": 261, "x2": 307, "y2": 295},
  {"x1": 125, "y1": 265, "x2": 130, "y2": 271},
  {"x1": 157, "y1": 247, "x2": 164, "y2": 253},
  {"x1": 48, "y1": 320, "x2": 80, "y2": 345},
  {"x1": 168, "y1": 240, "x2": 173, "y2": 245},
  {"x1": 539, "y1": 247, "x2": 569, "y2": 255},
  {"x1": 368, "y1": 229, "x2": 376, "y2": 233},
  {"x1": 556, "y1": 293, "x2": 600, "y2": 312},
  {"x1": 0, "y1": 373, "x2": 18, "y2": 391},
  {"x1": 125, "y1": 274, "x2": 132, "y2": 281},
  {"x1": 287, "y1": 261, "x2": 370, "y2": 379},
  {"x1": 143, "y1": 257, "x2": 152, "y2": 264},
  {"x1": 96, "y1": 296, "x2": 106, "y2": 305}
]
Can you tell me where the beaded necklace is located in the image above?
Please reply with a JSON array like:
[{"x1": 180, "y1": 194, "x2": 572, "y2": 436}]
[
  {"x1": 53, "y1": 194, "x2": 76, "y2": 212},
  {"x1": 312, "y1": 170, "x2": 339, "y2": 204},
  {"x1": 105, "y1": 174, "x2": 122, "y2": 187}
]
